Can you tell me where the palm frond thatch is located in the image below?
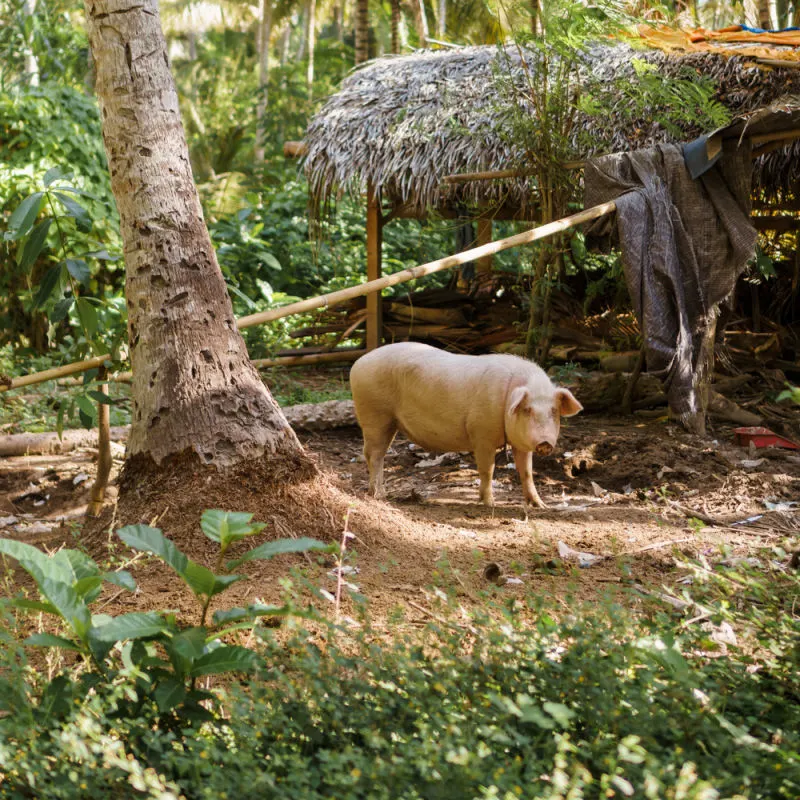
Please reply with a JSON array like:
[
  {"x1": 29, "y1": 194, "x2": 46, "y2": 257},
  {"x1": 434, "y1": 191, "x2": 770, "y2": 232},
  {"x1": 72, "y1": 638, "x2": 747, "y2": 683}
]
[{"x1": 302, "y1": 41, "x2": 800, "y2": 214}]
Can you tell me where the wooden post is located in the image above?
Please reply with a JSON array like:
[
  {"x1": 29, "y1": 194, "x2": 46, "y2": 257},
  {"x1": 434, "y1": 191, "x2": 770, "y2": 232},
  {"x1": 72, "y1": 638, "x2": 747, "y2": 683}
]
[
  {"x1": 476, "y1": 217, "x2": 493, "y2": 273},
  {"x1": 87, "y1": 366, "x2": 112, "y2": 517},
  {"x1": 366, "y1": 184, "x2": 383, "y2": 350}
]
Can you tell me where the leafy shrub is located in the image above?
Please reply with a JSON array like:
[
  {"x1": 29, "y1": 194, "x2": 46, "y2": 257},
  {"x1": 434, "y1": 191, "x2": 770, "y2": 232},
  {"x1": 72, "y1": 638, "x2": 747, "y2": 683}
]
[{"x1": 0, "y1": 540, "x2": 798, "y2": 799}]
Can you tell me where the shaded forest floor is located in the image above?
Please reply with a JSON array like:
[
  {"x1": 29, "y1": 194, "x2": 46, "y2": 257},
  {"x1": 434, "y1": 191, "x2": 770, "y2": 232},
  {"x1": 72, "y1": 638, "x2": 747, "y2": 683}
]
[{"x1": 2, "y1": 410, "x2": 799, "y2": 630}]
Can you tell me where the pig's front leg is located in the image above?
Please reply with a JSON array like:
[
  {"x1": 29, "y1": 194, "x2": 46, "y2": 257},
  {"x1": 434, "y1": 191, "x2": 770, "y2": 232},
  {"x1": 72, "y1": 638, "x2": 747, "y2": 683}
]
[
  {"x1": 474, "y1": 444, "x2": 497, "y2": 507},
  {"x1": 512, "y1": 447, "x2": 547, "y2": 508},
  {"x1": 363, "y1": 424, "x2": 397, "y2": 500}
]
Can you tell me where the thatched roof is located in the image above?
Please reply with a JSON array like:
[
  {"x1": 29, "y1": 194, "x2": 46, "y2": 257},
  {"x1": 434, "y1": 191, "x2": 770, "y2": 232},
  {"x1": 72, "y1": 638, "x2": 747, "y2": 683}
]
[{"x1": 303, "y1": 39, "x2": 800, "y2": 214}]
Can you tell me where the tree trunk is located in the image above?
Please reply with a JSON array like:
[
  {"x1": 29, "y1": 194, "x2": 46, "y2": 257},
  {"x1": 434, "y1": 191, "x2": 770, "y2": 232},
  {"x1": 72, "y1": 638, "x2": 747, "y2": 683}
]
[
  {"x1": 355, "y1": 0, "x2": 369, "y2": 64},
  {"x1": 306, "y1": 0, "x2": 317, "y2": 100},
  {"x1": 757, "y1": 0, "x2": 772, "y2": 28},
  {"x1": 530, "y1": 0, "x2": 539, "y2": 35},
  {"x1": 436, "y1": 0, "x2": 445, "y2": 39},
  {"x1": 83, "y1": 0, "x2": 305, "y2": 470},
  {"x1": 390, "y1": 0, "x2": 400, "y2": 54},
  {"x1": 255, "y1": 0, "x2": 273, "y2": 161},
  {"x1": 21, "y1": 0, "x2": 40, "y2": 87}
]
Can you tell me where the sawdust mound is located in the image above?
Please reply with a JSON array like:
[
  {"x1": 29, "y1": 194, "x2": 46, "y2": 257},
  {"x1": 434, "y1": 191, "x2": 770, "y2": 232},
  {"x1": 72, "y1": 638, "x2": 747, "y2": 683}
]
[{"x1": 80, "y1": 448, "x2": 404, "y2": 568}]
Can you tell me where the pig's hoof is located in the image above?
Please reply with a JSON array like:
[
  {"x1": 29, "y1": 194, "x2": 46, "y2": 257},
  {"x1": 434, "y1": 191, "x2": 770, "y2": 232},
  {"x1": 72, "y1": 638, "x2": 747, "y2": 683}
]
[{"x1": 525, "y1": 495, "x2": 547, "y2": 509}]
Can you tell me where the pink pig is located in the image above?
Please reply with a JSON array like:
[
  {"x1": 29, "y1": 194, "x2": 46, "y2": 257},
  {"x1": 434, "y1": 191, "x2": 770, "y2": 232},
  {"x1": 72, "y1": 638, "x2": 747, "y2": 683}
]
[{"x1": 350, "y1": 342, "x2": 582, "y2": 507}]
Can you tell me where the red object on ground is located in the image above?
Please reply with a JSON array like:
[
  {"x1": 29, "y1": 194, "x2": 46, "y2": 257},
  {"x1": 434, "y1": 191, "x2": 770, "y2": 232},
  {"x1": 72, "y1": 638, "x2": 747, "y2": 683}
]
[{"x1": 734, "y1": 427, "x2": 800, "y2": 450}]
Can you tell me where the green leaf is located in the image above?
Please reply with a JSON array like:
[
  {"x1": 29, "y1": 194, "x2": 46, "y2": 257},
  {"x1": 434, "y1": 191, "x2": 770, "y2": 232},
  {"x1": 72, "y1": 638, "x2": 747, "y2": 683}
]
[
  {"x1": 65, "y1": 258, "x2": 90, "y2": 285},
  {"x1": 52, "y1": 549, "x2": 101, "y2": 583},
  {"x1": 50, "y1": 296, "x2": 74, "y2": 323},
  {"x1": 75, "y1": 297, "x2": 98, "y2": 338},
  {"x1": 166, "y1": 628, "x2": 207, "y2": 678},
  {"x1": 227, "y1": 537, "x2": 331, "y2": 570},
  {"x1": 54, "y1": 192, "x2": 92, "y2": 232},
  {"x1": 5, "y1": 192, "x2": 43, "y2": 240},
  {"x1": 75, "y1": 394, "x2": 97, "y2": 424},
  {"x1": 189, "y1": 646, "x2": 261, "y2": 677},
  {"x1": 154, "y1": 678, "x2": 187, "y2": 713},
  {"x1": 34, "y1": 264, "x2": 65, "y2": 309},
  {"x1": 87, "y1": 390, "x2": 115, "y2": 405},
  {"x1": 82, "y1": 248, "x2": 117, "y2": 261},
  {"x1": 43, "y1": 167, "x2": 65, "y2": 187},
  {"x1": 73, "y1": 576, "x2": 104, "y2": 603},
  {"x1": 0, "y1": 538, "x2": 53, "y2": 585},
  {"x1": 18, "y1": 218, "x2": 53, "y2": 271},
  {"x1": 24, "y1": 633, "x2": 82, "y2": 652},
  {"x1": 258, "y1": 251, "x2": 282, "y2": 271},
  {"x1": 212, "y1": 603, "x2": 292, "y2": 626},
  {"x1": 543, "y1": 701, "x2": 576, "y2": 728},
  {"x1": 8, "y1": 597, "x2": 58, "y2": 615},
  {"x1": 38, "y1": 579, "x2": 91, "y2": 641},
  {"x1": 102, "y1": 570, "x2": 136, "y2": 591},
  {"x1": 117, "y1": 525, "x2": 221, "y2": 598},
  {"x1": 91, "y1": 612, "x2": 169, "y2": 642},
  {"x1": 200, "y1": 509, "x2": 266, "y2": 549}
]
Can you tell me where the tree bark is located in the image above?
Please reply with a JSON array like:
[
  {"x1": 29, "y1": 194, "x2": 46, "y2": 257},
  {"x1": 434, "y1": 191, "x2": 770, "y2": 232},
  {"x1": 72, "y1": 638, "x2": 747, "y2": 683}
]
[
  {"x1": 390, "y1": 0, "x2": 400, "y2": 54},
  {"x1": 255, "y1": 0, "x2": 273, "y2": 161},
  {"x1": 436, "y1": 0, "x2": 445, "y2": 39},
  {"x1": 305, "y1": 0, "x2": 317, "y2": 99},
  {"x1": 21, "y1": 0, "x2": 40, "y2": 87},
  {"x1": 355, "y1": 0, "x2": 369, "y2": 63},
  {"x1": 83, "y1": 0, "x2": 305, "y2": 469}
]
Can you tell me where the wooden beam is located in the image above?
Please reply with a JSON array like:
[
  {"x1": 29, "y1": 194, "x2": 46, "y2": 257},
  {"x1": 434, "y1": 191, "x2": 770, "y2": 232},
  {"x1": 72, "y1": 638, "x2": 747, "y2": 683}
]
[
  {"x1": 443, "y1": 162, "x2": 583, "y2": 184},
  {"x1": 0, "y1": 353, "x2": 111, "y2": 393},
  {"x1": 251, "y1": 349, "x2": 365, "y2": 369},
  {"x1": 237, "y1": 200, "x2": 618, "y2": 330},
  {"x1": 752, "y1": 215, "x2": 800, "y2": 231},
  {"x1": 476, "y1": 217, "x2": 493, "y2": 273},
  {"x1": 387, "y1": 201, "x2": 540, "y2": 222},
  {"x1": 366, "y1": 185, "x2": 383, "y2": 351}
]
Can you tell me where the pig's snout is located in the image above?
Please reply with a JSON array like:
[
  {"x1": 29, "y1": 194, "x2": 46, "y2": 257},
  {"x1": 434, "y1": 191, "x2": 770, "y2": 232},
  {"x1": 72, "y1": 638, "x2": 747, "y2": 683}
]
[{"x1": 535, "y1": 442, "x2": 554, "y2": 457}]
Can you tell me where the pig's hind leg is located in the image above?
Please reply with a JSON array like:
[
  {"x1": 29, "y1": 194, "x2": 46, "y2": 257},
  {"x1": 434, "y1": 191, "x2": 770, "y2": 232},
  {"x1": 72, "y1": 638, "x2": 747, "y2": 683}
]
[{"x1": 362, "y1": 419, "x2": 398, "y2": 500}]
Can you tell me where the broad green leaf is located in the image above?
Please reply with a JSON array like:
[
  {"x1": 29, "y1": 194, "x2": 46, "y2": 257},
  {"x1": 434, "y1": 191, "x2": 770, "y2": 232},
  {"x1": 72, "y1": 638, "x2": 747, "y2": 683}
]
[
  {"x1": 37, "y1": 675, "x2": 74, "y2": 719},
  {"x1": 38, "y1": 579, "x2": 91, "y2": 641},
  {"x1": 65, "y1": 258, "x2": 90, "y2": 285},
  {"x1": 19, "y1": 218, "x2": 53, "y2": 270},
  {"x1": 166, "y1": 628, "x2": 206, "y2": 678},
  {"x1": 34, "y1": 264, "x2": 64, "y2": 308},
  {"x1": 154, "y1": 678, "x2": 186, "y2": 712},
  {"x1": 52, "y1": 549, "x2": 101, "y2": 583},
  {"x1": 258, "y1": 252, "x2": 282, "y2": 271},
  {"x1": 50, "y1": 296, "x2": 74, "y2": 323},
  {"x1": 212, "y1": 603, "x2": 292, "y2": 626},
  {"x1": 5, "y1": 192, "x2": 43, "y2": 240},
  {"x1": 8, "y1": 596, "x2": 58, "y2": 615},
  {"x1": 543, "y1": 701, "x2": 576, "y2": 728},
  {"x1": 75, "y1": 395, "x2": 97, "y2": 424},
  {"x1": 75, "y1": 297, "x2": 98, "y2": 338},
  {"x1": 24, "y1": 633, "x2": 82, "y2": 652},
  {"x1": 227, "y1": 537, "x2": 331, "y2": 570},
  {"x1": 73, "y1": 576, "x2": 104, "y2": 603},
  {"x1": 102, "y1": 570, "x2": 136, "y2": 591},
  {"x1": 200, "y1": 509, "x2": 266, "y2": 549},
  {"x1": 91, "y1": 612, "x2": 169, "y2": 642},
  {"x1": 0, "y1": 538, "x2": 52, "y2": 585},
  {"x1": 52, "y1": 185, "x2": 95, "y2": 199},
  {"x1": 189, "y1": 645, "x2": 261, "y2": 677},
  {"x1": 117, "y1": 525, "x2": 218, "y2": 598},
  {"x1": 83, "y1": 249, "x2": 117, "y2": 260},
  {"x1": 54, "y1": 192, "x2": 92, "y2": 232},
  {"x1": 43, "y1": 167, "x2": 64, "y2": 187},
  {"x1": 87, "y1": 390, "x2": 115, "y2": 405}
]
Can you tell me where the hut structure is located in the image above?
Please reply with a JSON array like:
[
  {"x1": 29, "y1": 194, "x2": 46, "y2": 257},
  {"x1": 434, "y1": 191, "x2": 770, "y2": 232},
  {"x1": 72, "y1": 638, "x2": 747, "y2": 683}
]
[{"x1": 291, "y1": 26, "x2": 800, "y2": 360}]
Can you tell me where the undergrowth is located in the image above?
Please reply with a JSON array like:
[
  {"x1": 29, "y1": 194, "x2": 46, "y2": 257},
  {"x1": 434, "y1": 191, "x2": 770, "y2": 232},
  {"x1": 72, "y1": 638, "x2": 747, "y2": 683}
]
[{"x1": 0, "y1": 519, "x2": 798, "y2": 799}]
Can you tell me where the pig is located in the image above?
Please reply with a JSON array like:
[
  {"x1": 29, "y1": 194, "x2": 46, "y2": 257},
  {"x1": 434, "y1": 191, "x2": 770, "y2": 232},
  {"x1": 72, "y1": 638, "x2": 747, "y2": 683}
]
[{"x1": 349, "y1": 342, "x2": 582, "y2": 508}]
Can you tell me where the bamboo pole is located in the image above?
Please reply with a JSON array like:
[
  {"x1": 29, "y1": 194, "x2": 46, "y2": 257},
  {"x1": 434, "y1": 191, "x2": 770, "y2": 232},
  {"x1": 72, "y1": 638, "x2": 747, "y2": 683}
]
[
  {"x1": 237, "y1": 200, "x2": 618, "y2": 330},
  {"x1": 87, "y1": 366, "x2": 112, "y2": 517},
  {"x1": 3, "y1": 200, "x2": 618, "y2": 393},
  {"x1": 0, "y1": 354, "x2": 110, "y2": 393},
  {"x1": 251, "y1": 349, "x2": 366, "y2": 368},
  {"x1": 366, "y1": 184, "x2": 383, "y2": 350},
  {"x1": 443, "y1": 162, "x2": 584, "y2": 184}
]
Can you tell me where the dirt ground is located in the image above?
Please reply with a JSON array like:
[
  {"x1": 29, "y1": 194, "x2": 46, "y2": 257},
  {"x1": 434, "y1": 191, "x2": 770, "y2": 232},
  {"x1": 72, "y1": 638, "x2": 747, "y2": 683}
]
[{"x1": 2, "y1": 406, "x2": 799, "y2": 630}]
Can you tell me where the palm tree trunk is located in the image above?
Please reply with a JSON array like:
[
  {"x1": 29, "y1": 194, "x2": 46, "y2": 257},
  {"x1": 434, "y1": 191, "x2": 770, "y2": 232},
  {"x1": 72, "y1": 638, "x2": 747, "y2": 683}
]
[
  {"x1": 306, "y1": 0, "x2": 317, "y2": 99},
  {"x1": 355, "y1": 0, "x2": 369, "y2": 64},
  {"x1": 83, "y1": 0, "x2": 304, "y2": 470},
  {"x1": 391, "y1": 0, "x2": 400, "y2": 54},
  {"x1": 255, "y1": 0, "x2": 273, "y2": 161}
]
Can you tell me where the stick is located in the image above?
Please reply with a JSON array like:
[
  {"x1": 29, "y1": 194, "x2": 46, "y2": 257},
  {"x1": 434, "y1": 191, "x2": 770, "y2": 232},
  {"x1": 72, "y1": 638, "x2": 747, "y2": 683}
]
[
  {"x1": 622, "y1": 537, "x2": 694, "y2": 555},
  {"x1": 0, "y1": 354, "x2": 111, "y2": 393},
  {"x1": 237, "y1": 201, "x2": 618, "y2": 330},
  {"x1": 87, "y1": 366, "x2": 112, "y2": 517}
]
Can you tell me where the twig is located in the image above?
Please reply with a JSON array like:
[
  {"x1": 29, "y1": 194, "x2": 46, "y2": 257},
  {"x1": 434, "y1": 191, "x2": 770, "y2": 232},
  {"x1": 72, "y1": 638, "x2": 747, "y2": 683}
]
[
  {"x1": 333, "y1": 507, "x2": 353, "y2": 623},
  {"x1": 407, "y1": 600, "x2": 476, "y2": 634},
  {"x1": 622, "y1": 537, "x2": 695, "y2": 556},
  {"x1": 666, "y1": 501, "x2": 721, "y2": 527}
]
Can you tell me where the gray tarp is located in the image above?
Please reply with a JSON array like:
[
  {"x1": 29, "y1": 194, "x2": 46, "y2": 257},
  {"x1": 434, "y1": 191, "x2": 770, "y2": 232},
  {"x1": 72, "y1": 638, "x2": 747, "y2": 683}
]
[{"x1": 584, "y1": 142, "x2": 757, "y2": 418}]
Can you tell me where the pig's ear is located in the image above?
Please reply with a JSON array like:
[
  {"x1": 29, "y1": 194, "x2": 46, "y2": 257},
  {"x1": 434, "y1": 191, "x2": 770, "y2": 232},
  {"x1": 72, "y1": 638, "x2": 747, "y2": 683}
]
[
  {"x1": 509, "y1": 386, "x2": 530, "y2": 415},
  {"x1": 555, "y1": 388, "x2": 583, "y2": 417}
]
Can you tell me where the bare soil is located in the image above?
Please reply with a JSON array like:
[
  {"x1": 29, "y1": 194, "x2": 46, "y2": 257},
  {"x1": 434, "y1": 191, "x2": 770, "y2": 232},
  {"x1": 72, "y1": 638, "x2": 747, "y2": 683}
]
[{"x1": 2, "y1": 409, "x2": 799, "y2": 628}]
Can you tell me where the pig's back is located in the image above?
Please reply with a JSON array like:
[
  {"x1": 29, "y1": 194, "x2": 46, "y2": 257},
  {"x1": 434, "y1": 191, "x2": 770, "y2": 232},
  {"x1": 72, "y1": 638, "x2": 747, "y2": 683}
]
[{"x1": 350, "y1": 343, "x2": 531, "y2": 452}]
